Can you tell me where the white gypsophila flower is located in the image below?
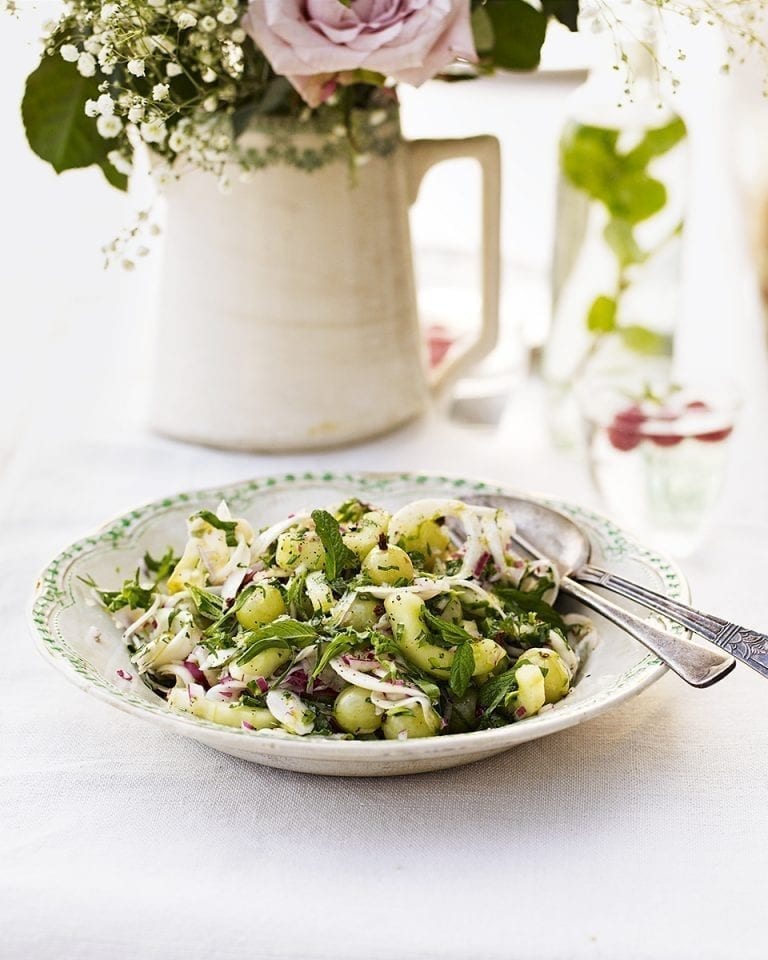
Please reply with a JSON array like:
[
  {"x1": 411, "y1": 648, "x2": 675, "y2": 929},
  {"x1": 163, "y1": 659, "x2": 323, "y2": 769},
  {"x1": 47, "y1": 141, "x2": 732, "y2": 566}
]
[
  {"x1": 127, "y1": 59, "x2": 145, "y2": 77},
  {"x1": 107, "y1": 150, "x2": 133, "y2": 176},
  {"x1": 60, "y1": 43, "x2": 78, "y2": 62},
  {"x1": 96, "y1": 93, "x2": 114, "y2": 115},
  {"x1": 148, "y1": 0, "x2": 166, "y2": 7},
  {"x1": 96, "y1": 114, "x2": 123, "y2": 138},
  {"x1": 230, "y1": 27, "x2": 246, "y2": 44},
  {"x1": 201, "y1": 67, "x2": 216, "y2": 83},
  {"x1": 199, "y1": 15, "x2": 216, "y2": 33},
  {"x1": 128, "y1": 102, "x2": 145, "y2": 123},
  {"x1": 175, "y1": 10, "x2": 196, "y2": 29},
  {"x1": 369, "y1": 110, "x2": 388, "y2": 127},
  {"x1": 166, "y1": 62, "x2": 183, "y2": 77},
  {"x1": 217, "y1": 7, "x2": 237, "y2": 25},
  {"x1": 84, "y1": 99, "x2": 99, "y2": 118},
  {"x1": 77, "y1": 51, "x2": 96, "y2": 77},
  {"x1": 152, "y1": 83, "x2": 169, "y2": 101},
  {"x1": 202, "y1": 95, "x2": 218, "y2": 112},
  {"x1": 83, "y1": 36, "x2": 102, "y2": 55},
  {"x1": 168, "y1": 128, "x2": 188, "y2": 152},
  {"x1": 141, "y1": 119, "x2": 167, "y2": 144},
  {"x1": 100, "y1": 3, "x2": 118, "y2": 19}
]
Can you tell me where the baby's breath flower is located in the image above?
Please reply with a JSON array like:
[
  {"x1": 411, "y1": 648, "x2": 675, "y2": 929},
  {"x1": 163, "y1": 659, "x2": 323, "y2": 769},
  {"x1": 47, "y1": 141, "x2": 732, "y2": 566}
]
[
  {"x1": 199, "y1": 15, "x2": 217, "y2": 33},
  {"x1": 127, "y1": 59, "x2": 145, "y2": 77},
  {"x1": 107, "y1": 149, "x2": 133, "y2": 176},
  {"x1": 202, "y1": 94, "x2": 218, "y2": 112},
  {"x1": 96, "y1": 92, "x2": 114, "y2": 115},
  {"x1": 128, "y1": 101, "x2": 145, "y2": 123},
  {"x1": 96, "y1": 114, "x2": 122, "y2": 138},
  {"x1": 100, "y1": 3, "x2": 118, "y2": 19},
  {"x1": 141, "y1": 118, "x2": 167, "y2": 144},
  {"x1": 84, "y1": 99, "x2": 99, "y2": 118},
  {"x1": 217, "y1": 8, "x2": 237, "y2": 25},
  {"x1": 175, "y1": 10, "x2": 196, "y2": 29},
  {"x1": 152, "y1": 83, "x2": 169, "y2": 101},
  {"x1": 77, "y1": 51, "x2": 96, "y2": 77},
  {"x1": 60, "y1": 43, "x2": 79, "y2": 63},
  {"x1": 230, "y1": 27, "x2": 246, "y2": 44},
  {"x1": 166, "y1": 62, "x2": 183, "y2": 77}
]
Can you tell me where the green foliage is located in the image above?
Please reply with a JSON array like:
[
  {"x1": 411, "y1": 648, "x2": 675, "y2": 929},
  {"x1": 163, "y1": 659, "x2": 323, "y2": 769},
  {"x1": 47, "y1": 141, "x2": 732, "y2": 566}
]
[
  {"x1": 478, "y1": 668, "x2": 519, "y2": 714},
  {"x1": 586, "y1": 295, "x2": 617, "y2": 334},
  {"x1": 143, "y1": 548, "x2": 179, "y2": 583},
  {"x1": 236, "y1": 619, "x2": 318, "y2": 665},
  {"x1": 541, "y1": 1, "x2": 579, "y2": 31},
  {"x1": 192, "y1": 510, "x2": 238, "y2": 547},
  {"x1": 80, "y1": 571, "x2": 153, "y2": 612},
  {"x1": 311, "y1": 509, "x2": 358, "y2": 581},
  {"x1": 619, "y1": 325, "x2": 672, "y2": 356},
  {"x1": 449, "y1": 642, "x2": 475, "y2": 697},
  {"x1": 22, "y1": 54, "x2": 127, "y2": 189},
  {"x1": 478, "y1": 0, "x2": 548, "y2": 71},
  {"x1": 423, "y1": 609, "x2": 475, "y2": 649}
]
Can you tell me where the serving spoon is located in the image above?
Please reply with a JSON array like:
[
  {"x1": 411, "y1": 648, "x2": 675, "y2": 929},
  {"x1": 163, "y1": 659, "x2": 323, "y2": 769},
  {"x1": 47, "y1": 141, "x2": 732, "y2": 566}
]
[{"x1": 466, "y1": 494, "x2": 739, "y2": 687}]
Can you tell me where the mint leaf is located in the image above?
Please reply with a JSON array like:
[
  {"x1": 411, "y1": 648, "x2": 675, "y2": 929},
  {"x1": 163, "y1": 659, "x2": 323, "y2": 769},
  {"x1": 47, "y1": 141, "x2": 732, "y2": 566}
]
[
  {"x1": 236, "y1": 618, "x2": 317, "y2": 665},
  {"x1": 449, "y1": 642, "x2": 475, "y2": 697},
  {"x1": 493, "y1": 585, "x2": 567, "y2": 633},
  {"x1": 312, "y1": 631, "x2": 360, "y2": 678},
  {"x1": 311, "y1": 509, "x2": 357, "y2": 581},
  {"x1": 423, "y1": 609, "x2": 475, "y2": 649},
  {"x1": 187, "y1": 584, "x2": 225, "y2": 621},
  {"x1": 478, "y1": 668, "x2": 519, "y2": 714},
  {"x1": 81, "y1": 570, "x2": 154, "y2": 612},
  {"x1": 193, "y1": 510, "x2": 238, "y2": 547},
  {"x1": 143, "y1": 547, "x2": 179, "y2": 582}
]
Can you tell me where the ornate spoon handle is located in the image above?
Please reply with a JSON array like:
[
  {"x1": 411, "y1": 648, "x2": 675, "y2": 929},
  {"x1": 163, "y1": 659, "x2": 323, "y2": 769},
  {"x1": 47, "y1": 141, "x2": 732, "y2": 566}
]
[
  {"x1": 579, "y1": 565, "x2": 768, "y2": 679},
  {"x1": 560, "y1": 577, "x2": 736, "y2": 688}
]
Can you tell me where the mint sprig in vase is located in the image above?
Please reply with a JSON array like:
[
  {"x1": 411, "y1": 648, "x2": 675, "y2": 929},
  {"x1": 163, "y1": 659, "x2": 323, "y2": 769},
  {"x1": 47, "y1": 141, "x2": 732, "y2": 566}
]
[{"x1": 542, "y1": 1, "x2": 689, "y2": 446}]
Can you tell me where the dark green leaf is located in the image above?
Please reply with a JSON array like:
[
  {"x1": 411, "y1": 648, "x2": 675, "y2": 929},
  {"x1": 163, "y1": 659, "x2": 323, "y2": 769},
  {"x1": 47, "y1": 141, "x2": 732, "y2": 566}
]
[
  {"x1": 482, "y1": 0, "x2": 548, "y2": 71},
  {"x1": 187, "y1": 584, "x2": 225, "y2": 621},
  {"x1": 423, "y1": 608, "x2": 475, "y2": 649},
  {"x1": 81, "y1": 570, "x2": 154, "y2": 612},
  {"x1": 471, "y1": 5, "x2": 495, "y2": 53},
  {"x1": 312, "y1": 632, "x2": 359, "y2": 678},
  {"x1": 493, "y1": 585, "x2": 567, "y2": 633},
  {"x1": 449, "y1": 642, "x2": 475, "y2": 697},
  {"x1": 236, "y1": 618, "x2": 317, "y2": 665},
  {"x1": 192, "y1": 510, "x2": 238, "y2": 547},
  {"x1": 311, "y1": 509, "x2": 357, "y2": 581},
  {"x1": 541, "y1": 0, "x2": 579, "y2": 32},
  {"x1": 586, "y1": 295, "x2": 617, "y2": 334},
  {"x1": 143, "y1": 547, "x2": 179, "y2": 582},
  {"x1": 22, "y1": 54, "x2": 127, "y2": 190},
  {"x1": 478, "y1": 667, "x2": 519, "y2": 714}
]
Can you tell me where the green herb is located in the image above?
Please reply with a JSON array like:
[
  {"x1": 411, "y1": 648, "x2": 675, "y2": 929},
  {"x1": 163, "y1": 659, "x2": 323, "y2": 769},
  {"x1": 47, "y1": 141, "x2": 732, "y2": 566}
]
[
  {"x1": 478, "y1": 668, "x2": 519, "y2": 715},
  {"x1": 236, "y1": 618, "x2": 317, "y2": 665},
  {"x1": 449, "y1": 642, "x2": 475, "y2": 697},
  {"x1": 193, "y1": 510, "x2": 238, "y2": 547},
  {"x1": 241, "y1": 693, "x2": 267, "y2": 709},
  {"x1": 286, "y1": 572, "x2": 312, "y2": 621},
  {"x1": 334, "y1": 498, "x2": 370, "y2": 524},
  {"x1": 143, "y1": 547, "x2": 179, "y2": 582},
  {"x1": 311, "y1": 509, "x2": 358, "y2": 581},
  {"x1": 80, "y1": 571, "x2": 153, "y2": 612},
  {"x1": 187, "y1": 584, "x2": 225, "y2": 621},
  {"x1": 312, "y1": 631, "x2": 359, "y2": 678},
  {"x1": 493, "y1": 585, "x2": 567, "y2": 634},
  {"x1": 423, "y1": 609, "x2": 475, "y2": 649}
]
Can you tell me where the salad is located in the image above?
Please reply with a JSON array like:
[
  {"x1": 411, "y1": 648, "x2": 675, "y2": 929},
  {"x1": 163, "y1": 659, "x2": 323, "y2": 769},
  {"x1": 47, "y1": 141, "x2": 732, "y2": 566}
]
[{"x1": 86, "y1": 498, "x2": 595, "y2": 740}]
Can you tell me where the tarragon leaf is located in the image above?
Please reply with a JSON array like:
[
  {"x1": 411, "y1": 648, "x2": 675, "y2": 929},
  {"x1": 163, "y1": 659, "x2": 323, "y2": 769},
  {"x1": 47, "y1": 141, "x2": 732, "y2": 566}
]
[
  {"x1": 449, "y1": 642, "x2": 475, "y2": 698},
  {"x1": 311, "y1": 509, "x2": 357, "y2": 581}
]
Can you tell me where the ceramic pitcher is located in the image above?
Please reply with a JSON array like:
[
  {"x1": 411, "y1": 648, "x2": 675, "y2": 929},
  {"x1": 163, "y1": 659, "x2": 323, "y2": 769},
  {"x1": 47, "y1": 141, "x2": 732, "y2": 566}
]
[{"x1": 148, "y1": 113, "x2": 501, "y2": 451}]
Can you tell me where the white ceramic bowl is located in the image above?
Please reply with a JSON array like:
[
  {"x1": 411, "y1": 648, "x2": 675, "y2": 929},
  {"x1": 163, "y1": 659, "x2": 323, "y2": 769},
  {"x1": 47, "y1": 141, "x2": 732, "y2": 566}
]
[{"x1": 30, "y1": 472, "x2": 687, "y2": 776}]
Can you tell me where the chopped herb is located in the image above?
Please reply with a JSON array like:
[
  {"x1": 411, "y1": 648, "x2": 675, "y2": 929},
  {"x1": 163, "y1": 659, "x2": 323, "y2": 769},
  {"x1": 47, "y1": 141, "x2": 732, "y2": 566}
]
[
  {"x1": 80, "y1": 571, "x2": 154, "y2": 612},
  {"x1": 423, "y1": 608, "x2": 474, "y2": 649},
  {"x1": 493, "y1": 584, "x2": 567, "y2": 633},
  {"x1": 187, "y1": 584, "x2": 225, "y2": 621},
  {"x1": 312, "y1": 631, "x2": 359, "y2": 678},
  {"x1": 143, "y1": 547, "x2": 179, "y2": 582},
  {"x1": 311, "y1": 509, "x2": 358, "y2": 581},
  {"x1": 478, "y1": 668, "x2": 519, "y2": 714},
  {"x1": 236, "y1": 618, "x2": 318, "y2": 665}
]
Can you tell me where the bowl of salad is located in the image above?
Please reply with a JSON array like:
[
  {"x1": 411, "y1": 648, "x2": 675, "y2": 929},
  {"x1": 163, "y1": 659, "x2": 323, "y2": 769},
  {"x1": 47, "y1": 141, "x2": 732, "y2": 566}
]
[{"x1": 30, "y1": 472, "x2": 686, "y2": 776}]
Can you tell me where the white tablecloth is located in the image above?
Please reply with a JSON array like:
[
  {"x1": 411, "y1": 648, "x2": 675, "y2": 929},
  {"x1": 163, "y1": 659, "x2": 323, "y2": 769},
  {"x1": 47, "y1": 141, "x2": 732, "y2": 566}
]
[{"x1": 3, "y1": 13, "x2": 768, "y2": 959}]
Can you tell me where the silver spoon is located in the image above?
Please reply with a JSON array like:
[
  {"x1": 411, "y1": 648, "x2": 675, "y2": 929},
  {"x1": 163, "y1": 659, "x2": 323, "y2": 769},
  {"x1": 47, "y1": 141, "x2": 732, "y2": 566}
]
[{"x1": 466, "y1": 494, "x2": 738, "y2": 688}]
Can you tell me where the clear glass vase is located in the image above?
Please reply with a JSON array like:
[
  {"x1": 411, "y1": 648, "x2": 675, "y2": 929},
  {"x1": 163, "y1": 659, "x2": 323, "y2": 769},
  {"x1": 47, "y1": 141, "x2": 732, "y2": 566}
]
[{"x1": 542, "y1": 2, "x2": 689, "y2": 446}]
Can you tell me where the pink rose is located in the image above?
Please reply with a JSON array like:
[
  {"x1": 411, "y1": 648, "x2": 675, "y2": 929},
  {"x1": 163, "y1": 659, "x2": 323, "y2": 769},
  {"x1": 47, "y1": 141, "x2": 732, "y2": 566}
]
[{"x1": 243, "y1": 0, "x2": 476, "y2": 107}]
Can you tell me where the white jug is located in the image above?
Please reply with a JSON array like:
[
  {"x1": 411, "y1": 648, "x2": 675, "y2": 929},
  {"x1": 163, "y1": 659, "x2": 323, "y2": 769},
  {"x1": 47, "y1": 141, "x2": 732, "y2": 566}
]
[{"x1": 148, "y1": 114, "x2": 500, "y2": 451}]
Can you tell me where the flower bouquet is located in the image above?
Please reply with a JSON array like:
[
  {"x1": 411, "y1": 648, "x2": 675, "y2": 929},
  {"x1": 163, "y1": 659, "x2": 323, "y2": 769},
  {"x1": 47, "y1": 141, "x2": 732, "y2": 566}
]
[{"x1": 20, "y1": 0, "x2": 579, "y2": 188}]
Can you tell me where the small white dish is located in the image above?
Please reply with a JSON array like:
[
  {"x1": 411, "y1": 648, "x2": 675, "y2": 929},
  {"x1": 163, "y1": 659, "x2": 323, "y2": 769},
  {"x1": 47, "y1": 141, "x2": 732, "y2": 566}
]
[{"x1": 30, "y1": 472, "x2": 687, "y2": 777}]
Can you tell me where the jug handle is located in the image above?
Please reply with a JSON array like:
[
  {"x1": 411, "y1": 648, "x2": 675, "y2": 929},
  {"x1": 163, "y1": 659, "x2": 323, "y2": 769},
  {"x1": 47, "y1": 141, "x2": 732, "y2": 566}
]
[{"x1": 405, "y1": 135, "x2": 502, "y2": 394}]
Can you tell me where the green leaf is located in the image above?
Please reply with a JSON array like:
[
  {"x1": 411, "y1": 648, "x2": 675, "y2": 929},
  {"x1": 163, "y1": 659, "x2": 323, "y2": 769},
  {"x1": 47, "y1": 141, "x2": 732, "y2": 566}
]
[
  {"x1": 478, "y1": 667, "x2": 519, "y2": 714},
  {"x1": 187, "y1": 585, "x2": 225, "y2": 621},
  {"x1": 143, "y1": 547, "x2": 179, "y2": 582},
  {"x1": 586, "y1": 295, "x2": 617, "y2": 334},
  {"x1": 311, "y1": 509, "x2": 357, "y2": 581},
  {"x1": 236, "y1": 618, "x2": 317, "y2": 665},
  {"x1": 618, "y1": 325, "x2": 672, "y2": 356},
  {"x1": 482, "y1": 0, "x2": 548, "y2": 71},
  {"x1": 22, "y1": 54, "x2": 127, "y2": 190},
  {"x1": 449, "y1": 642, "x2": 475, "y2": 697},
  {"x1": 192, "y1": 510, "x2": 238, "y2": 547},
  {"x1": 471, "y1": 5, "x2": 495, "y2": 53},
  {"x1": 493, "y1": 586, "x2": 567, "y2": 633},
  {"x1": 423, "y1": 609, "x2": 475, "y2": 650},
  {"x1": 603, "y1": 219, "x2": 646, "y2": 268},
  {"x1": 624, "y1": 116, "x2": 687, "y2": 170},
  {"x1": 541, "y1": 0, "x2": 579, "y2": 31},
  {"x1": 606, "y1": 171, "x2": 667, "y2": 224},
  {"x1": 312, "y1": 631, "x2": 360, "y2": 678},
  {"x1": 81, "y1": 570, "x2": 154, "y2": 612}
]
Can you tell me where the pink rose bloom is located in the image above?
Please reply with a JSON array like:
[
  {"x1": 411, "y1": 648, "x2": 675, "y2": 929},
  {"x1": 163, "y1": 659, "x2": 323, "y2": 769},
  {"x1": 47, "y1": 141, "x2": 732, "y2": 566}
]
[{"x1": 243, "y1": 0, "x2": 477, "y2": 107}]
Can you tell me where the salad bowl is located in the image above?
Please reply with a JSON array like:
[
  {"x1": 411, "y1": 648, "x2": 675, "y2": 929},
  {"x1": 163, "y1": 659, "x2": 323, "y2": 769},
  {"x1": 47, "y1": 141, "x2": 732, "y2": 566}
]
[{"x1": 30, "y1": 472, "x2": 687, "y2": 776}]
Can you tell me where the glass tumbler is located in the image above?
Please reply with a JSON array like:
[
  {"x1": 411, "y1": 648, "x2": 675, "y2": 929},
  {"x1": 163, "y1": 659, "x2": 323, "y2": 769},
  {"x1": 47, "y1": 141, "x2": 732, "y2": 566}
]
[{"x1": 581, "y1": 382, "x2": 739, "y2": 556}]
